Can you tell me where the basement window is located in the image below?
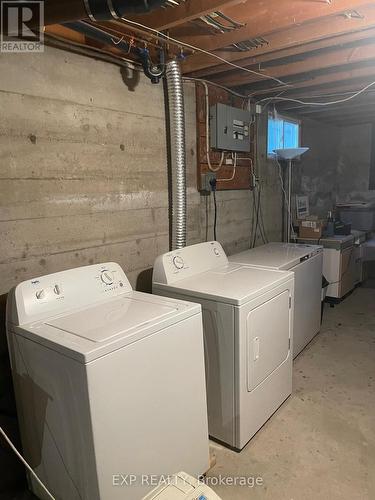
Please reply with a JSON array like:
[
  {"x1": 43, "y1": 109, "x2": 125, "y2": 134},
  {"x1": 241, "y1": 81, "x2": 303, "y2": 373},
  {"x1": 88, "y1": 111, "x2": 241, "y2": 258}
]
[{"x1": 267, "y1": 114, "x2": 300, "y2": 157}]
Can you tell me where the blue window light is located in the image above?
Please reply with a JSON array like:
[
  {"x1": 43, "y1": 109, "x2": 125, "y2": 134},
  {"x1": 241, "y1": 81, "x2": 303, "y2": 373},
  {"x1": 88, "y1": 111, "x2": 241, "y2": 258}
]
[{"x1": 267, "y1": 114, "x2": 300, "y2": 157}]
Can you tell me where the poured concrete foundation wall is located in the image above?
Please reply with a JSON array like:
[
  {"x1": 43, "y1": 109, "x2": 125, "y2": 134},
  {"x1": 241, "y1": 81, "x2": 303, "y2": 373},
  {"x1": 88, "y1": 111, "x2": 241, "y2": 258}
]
[
  {"x1": 0, "y1": 46, "x2": 282, "y2": 297},
  {"x1": 337, "y1": 123, "x2": 374, "y2": 202},
  {"x1": 296, "y1": 119, "x2": 374, "y2": 217},
  {"x1": 295, "y1": 117, "x2": 341, "y2": 217}
]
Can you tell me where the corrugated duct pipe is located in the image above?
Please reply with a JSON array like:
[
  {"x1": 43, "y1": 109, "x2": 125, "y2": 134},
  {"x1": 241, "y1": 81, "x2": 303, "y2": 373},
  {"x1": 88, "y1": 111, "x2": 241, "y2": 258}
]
[{"x1": 165, "y1": 60, "x2": 187, "y2": 250}]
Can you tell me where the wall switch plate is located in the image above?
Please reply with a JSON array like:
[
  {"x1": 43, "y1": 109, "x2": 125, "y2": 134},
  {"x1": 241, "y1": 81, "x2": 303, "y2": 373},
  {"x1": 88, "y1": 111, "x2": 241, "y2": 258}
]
[{"x1": 201, "y1": 172, "x2": 217, "y2": 193}]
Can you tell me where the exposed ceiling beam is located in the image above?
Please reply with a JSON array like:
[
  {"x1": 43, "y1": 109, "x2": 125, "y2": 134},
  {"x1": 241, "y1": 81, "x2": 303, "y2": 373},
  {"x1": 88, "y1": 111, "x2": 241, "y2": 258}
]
[
  {"x1": 46, "y1": 24, "x2": 86, "y2": 44},
  {"x1": 313, "y1": 111, "x2": 375, "y2": 124},
  {"x1": 276, "y1": 90, "x2": 375, "y2": 111},
  {"x1": 124, "y1": 0, "x2": 245, "y2": 31},
  {"x1": 182, "y1": 3, "x2": 375, "y2": 75},
  {"x1": 292, "y1": 101, "x2": 375, "y2": 118},
  {"x1": 98, "y1": 20, "x2": 187, "y2": 52},
  {"x1": 271, "y1": 80, "x2": 375, "y2": 100},
  {"x1": 242, "y1": 66, "x2": 375, "y2": 97},
  {"x1": 174, "y1": 0, "x2": 375, "y2": 51},
  {"x1": 214, "y1": 41, "x2": 375, "y2": 87}
]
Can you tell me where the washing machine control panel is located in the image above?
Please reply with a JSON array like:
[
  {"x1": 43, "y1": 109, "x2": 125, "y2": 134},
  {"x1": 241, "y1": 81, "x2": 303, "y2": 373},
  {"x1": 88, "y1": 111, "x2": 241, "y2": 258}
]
[
  {"x1": 100, "y1": 270, "x2": 114, "y2": 285},
  {"x1": 173, "y1": 256, "x2": 185, "y2": 269},
  {"x1": 13, "y1": 263, "x2": 132, "y2": 325},
  {"x1": 153, "y1": 241, "x2": 228, "y2": 285}
]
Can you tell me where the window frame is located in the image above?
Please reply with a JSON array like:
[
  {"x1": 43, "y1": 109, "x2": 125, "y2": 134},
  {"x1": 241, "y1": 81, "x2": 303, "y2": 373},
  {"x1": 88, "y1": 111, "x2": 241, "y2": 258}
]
[{"x1": 267, "y1": 113, "x2": 301, "y2": 158}]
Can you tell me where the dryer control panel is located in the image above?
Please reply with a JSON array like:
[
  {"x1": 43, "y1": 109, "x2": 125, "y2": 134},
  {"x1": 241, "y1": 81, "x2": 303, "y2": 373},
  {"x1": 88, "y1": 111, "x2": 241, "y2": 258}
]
[
  {"x1": 153, "y1": 241, "x2": 228, "y2": 285},
  {"x1": 9, "y1": 263, "x2": 132, "y2": 325}
]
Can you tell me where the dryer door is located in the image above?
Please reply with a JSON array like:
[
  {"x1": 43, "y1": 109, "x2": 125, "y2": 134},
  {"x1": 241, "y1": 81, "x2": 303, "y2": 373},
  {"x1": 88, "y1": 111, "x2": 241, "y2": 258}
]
[{"x1": 247, "y1": 290, "x2": 290, "y2": 391}]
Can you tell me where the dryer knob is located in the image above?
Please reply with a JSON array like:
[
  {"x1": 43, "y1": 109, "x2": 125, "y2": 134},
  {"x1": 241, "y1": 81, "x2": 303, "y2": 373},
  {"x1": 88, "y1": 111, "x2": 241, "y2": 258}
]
[{"x1": 35, "y1": 289, "x2": 46, "y2": 300}]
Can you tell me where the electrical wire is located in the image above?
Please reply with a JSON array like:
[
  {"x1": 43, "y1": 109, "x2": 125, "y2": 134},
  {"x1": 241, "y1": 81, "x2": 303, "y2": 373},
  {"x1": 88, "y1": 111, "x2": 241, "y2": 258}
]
[
  {"x1": 45, "y1": 32, "x2": 141, "y2": 69},
  {"x1": 218, "y1": 152, "x2": 237, "y2": 182},
  {"x1": 257, "y1": 80, "x2": 375, "y2": 107},
  {"x1": 0, "y1": 426, "x2": 56, "y2": 500},
  {"x1": 183, "y1": 76, "x2": 251, "y2": 100},
  {"x1": 256, "y1": 183, "x2": 268, "y2": 244},
  {"x1": 250, "y1": 189, "x2": 256, "y2": 248},
  {"x1": 205, "y1": 193, "x2": 209, "y2": 242},
  {"x1": 201, "y1": 81, "x2": 225, "y2": 172},
  {"x1": 252, "y1": 186, "x2": 262, "y2": 247},
  {"x1": 212, "y1": 189, "x2": 218, "y2": 241},
  {"x1": 276, "y1": 157, "x2": 294, "y2": 241},
  {"x1": 121, "y1": 17, "x2": 290, "y2": 88}
]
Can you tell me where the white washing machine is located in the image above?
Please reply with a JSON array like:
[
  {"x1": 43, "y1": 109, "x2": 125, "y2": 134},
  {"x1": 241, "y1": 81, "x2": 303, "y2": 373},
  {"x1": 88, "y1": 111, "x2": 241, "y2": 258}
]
[
  {"x1": 153, "y1": 242, "x2": 294, "y2": 451},
  {"x1": 229, "y1": 242, "x2": 323, "y2": 357},
  {"x1": 6, "y1": 263, "x2": 209, "y2": 500}
]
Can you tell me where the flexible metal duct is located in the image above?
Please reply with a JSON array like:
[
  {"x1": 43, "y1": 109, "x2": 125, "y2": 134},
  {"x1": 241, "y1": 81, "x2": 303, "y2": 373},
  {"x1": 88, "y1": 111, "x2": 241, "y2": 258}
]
[{"x1": 165, "y1": 60, "x2": 187, "y2": 249}]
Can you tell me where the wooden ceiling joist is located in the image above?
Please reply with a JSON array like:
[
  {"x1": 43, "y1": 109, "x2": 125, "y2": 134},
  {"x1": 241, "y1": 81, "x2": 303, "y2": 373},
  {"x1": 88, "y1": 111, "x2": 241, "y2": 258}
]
[
  {"x1": 47, "y1": 0, "x2": 375, "y2": 125},
  {"x1": 182, "y1": 3, "x2": 375, "y2": 75},
  {"x1": 285, "y1": 100, "x2": 375, "y2": 118},
  {"x1": 214, "y1": 40, "x2": 375, "y2": 88},
  {"x1": 311, "y1": 108, "x2": 375, "y2": 124},
  {"x1": 237, "y1": 65, "x2": 375, "y2": 97},
  {"x1": 174, "y1": 0, "x2": 375, "y2": 52},
  {"x1": 125, "y1": 0, "x2": 245, "y2": 31}
]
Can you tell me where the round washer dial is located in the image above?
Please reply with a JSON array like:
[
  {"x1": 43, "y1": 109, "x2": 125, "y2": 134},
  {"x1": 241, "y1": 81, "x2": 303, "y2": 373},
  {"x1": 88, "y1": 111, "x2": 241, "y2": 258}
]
[
  {"x1": 173, "y1": 256, "x2": 184, "y2": 269},
  {"x1": 100, "y1": 270, "x2": 114, "y2": 285}
]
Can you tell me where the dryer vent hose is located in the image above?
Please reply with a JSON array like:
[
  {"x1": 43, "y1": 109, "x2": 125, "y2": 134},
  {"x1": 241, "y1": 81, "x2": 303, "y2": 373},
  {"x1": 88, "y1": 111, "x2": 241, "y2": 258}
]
[{"x1": 165, "y1": 60, "x2": 187, "y2": 250}]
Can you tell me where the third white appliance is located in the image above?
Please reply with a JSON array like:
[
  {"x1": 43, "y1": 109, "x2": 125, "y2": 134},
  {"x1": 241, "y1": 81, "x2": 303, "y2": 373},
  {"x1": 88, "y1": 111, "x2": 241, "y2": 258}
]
[
  {"x1": 153, "y1": 242, "x2": 294, "y2": 451},
  {"x1": 229, "y1": 242, "x2": 323, "y2": 357}
]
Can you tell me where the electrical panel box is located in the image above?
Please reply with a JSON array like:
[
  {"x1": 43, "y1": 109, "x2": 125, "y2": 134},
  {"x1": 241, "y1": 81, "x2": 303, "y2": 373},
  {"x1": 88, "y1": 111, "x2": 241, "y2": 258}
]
[{"x1": 210, "y1": 102, "x2": 251, "y2": 152}]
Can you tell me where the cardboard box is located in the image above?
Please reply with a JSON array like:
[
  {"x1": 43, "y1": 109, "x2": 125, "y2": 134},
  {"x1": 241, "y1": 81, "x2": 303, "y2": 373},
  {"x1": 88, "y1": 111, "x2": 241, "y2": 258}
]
[{"x1": 298, "y1": 218, "x2": 326, "y2": 239}]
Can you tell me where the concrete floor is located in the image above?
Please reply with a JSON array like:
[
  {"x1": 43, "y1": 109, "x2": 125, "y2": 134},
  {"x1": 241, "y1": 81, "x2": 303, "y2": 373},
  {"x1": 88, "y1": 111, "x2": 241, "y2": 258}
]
[{"x1": 208, "y1": 287, "x2": 375, "y2": 500}]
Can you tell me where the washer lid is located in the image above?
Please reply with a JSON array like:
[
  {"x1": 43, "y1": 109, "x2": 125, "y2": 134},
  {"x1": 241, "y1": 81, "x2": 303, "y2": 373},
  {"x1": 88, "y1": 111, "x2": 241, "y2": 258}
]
[
  {"x1": 155, "y1": 264, "x2": 293, "y2": 306},
  {"x1": 229, "y1": 243, "x2": 322, "y2": 270},
  {"x1": 46, "y1": 296, "x2": 178, "y2": 342},
  {"x1": 13, "y1": 292, "x2": 200, "y2": 363}
]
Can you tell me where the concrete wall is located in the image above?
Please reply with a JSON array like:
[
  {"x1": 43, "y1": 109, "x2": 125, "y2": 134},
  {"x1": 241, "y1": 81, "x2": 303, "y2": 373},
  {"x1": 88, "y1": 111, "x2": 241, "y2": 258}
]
[
  {"x1": 337, "y1": 123, "x2": 375, "y2": 202},
  {"x1": 296, "y1": 117, "x2": 341, "y2": 217},
  {"x1": 0, "y1": 47, "x2": 282, "y2": 297},
  {"x1": 0, "y1": 46, "x2": 283, "y2": 494},
  {"x1": 296, "y1": 120, "x2": 375, "y2": 216}
]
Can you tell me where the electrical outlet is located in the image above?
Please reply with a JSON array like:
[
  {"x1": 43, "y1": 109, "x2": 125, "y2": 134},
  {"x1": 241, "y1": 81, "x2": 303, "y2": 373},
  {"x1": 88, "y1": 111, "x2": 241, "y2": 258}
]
[{"x1": 201, "y1": 172, "x2": 217, "y2": 193}]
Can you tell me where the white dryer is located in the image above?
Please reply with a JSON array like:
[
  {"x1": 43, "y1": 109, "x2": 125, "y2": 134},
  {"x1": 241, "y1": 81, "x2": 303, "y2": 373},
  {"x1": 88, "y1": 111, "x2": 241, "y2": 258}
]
[
  {"x1": 153, "y1": 242, "x2": 294, "y2": 451},
  {"x1": 6, "y1": 263, "x2": 209, "y2": 500},
  {"x1": 229, "y1": 242, "x2": 323, "y2": 357}
]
